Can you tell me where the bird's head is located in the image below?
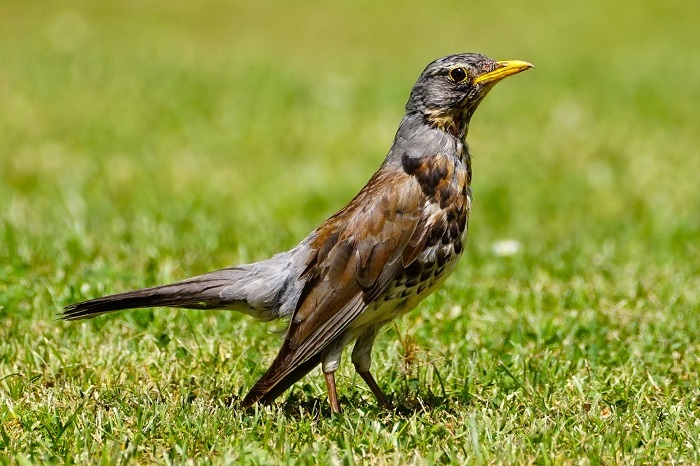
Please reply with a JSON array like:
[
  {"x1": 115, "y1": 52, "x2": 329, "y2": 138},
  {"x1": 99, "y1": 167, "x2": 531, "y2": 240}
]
[{"x1": 406, "y1": 53, "x2": 533, "y2": 138}]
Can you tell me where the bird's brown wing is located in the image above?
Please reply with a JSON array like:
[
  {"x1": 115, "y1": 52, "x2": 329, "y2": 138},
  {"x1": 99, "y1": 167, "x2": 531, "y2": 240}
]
[{"x1": 242, "y1": 167, "x2": 432, "y2": 406}]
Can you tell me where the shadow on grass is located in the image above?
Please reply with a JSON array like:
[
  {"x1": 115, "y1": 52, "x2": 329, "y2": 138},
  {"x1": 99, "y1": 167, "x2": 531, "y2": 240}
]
[{"x1": 228, "y1": 387, "x2": 466, "y2": 419}]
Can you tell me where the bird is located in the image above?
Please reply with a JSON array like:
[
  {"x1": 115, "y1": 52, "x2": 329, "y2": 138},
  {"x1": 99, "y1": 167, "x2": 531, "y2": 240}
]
[{"x1": 63, "y1": 53, "x2": 533, "y2": 414}]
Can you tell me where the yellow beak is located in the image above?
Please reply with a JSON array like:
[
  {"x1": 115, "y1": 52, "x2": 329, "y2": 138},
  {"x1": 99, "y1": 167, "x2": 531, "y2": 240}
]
[{"x1": 473, "y1": 60, "x2": 534, "y2": 86}]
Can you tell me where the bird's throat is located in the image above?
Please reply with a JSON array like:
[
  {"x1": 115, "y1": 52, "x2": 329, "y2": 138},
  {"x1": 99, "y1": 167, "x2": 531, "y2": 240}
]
[{"x1": 424, "y1": 109, "x2": 470, "y2": 140}]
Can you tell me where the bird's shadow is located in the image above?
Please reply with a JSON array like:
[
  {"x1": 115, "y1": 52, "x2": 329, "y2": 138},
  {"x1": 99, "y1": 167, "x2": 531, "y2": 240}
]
[{"x1": 229, "y1": 387, "x2": 462, "y2": 420}]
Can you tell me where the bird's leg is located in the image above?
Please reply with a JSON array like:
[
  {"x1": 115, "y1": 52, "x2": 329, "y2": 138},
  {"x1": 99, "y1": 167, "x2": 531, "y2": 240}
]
[
  {"x1": 321, "y1": 337, "x2": 349, "y2": 414},
  {"x1": 352, "y1": 324, "x2": 392, "y2": 409},
  {"x1": 324, "y1": 371, "x2": 341, "y2": 414},
  {"x1": 357, "y1": 370, "x2": 391, "y2": 408}
]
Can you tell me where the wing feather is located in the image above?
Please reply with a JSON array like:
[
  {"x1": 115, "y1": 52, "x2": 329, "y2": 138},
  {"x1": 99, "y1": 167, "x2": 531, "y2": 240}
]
[{"x1": 242, "y1": 168, "x2": 428, "y2": 406}]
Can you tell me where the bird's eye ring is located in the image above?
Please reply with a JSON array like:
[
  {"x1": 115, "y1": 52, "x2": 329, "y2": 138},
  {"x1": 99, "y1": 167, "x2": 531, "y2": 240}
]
[{"x1": 448, "y1": 67, "x2": 469, "y2": 83}]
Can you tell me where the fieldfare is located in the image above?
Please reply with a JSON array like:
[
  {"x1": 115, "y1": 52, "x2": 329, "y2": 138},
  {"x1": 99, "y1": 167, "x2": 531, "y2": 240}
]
[{"x1": 63, "y1": 53, "x2": 533, "y2": 413}]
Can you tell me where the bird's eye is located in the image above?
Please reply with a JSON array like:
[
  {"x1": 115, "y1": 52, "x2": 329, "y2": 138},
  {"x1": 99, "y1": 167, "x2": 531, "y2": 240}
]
[{"x1": 448, "y1": 67, "x2": 469, "y2": 83}]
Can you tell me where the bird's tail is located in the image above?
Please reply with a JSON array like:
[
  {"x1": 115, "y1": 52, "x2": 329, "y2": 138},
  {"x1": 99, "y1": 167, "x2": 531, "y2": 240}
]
[
  {"x1": 62, "y1": 256, "x2": 295, "y2": 321},
  {"x1": 63, "y1": 273, "x2": 235, "y2": 320}
]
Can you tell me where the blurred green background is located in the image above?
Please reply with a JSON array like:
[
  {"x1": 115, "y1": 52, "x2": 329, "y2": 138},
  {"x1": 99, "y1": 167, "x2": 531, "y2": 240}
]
[
  {"x1": 2, "y1": 0, "x2": 698, "y2": 269},
  {"x1": 1, "y1": 0, "x2": 699, "y2": 462}
]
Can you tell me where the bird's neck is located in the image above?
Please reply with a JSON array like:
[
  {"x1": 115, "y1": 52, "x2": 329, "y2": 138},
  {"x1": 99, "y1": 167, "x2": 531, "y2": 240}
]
[
  {"x1": 422, "y1": 108, "x2": 471, "y2": 141},
  {"x1": 392, "y1": 112, "x2": 470, "y2": 165}
]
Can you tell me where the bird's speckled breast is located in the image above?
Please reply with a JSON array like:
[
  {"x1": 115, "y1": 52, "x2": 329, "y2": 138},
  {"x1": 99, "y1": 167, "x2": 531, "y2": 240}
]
[{"x1": 353, "y1": 151, "x2": 471, "y2": 327}]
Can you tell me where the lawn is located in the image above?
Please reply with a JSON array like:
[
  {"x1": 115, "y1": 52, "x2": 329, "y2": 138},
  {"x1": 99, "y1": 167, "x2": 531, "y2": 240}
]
[{"x1": 1, "y1": 0, "x2": 699, "y2": 463}]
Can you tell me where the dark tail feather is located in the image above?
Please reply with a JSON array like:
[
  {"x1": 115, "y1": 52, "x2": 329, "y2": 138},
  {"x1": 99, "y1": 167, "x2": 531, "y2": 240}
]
[
  {"x1": 62, "y1": 276, "x2": 235, "y2": 321},
  {"x1": 242, "y1": 351, "x2": 323, "y2": 408}
]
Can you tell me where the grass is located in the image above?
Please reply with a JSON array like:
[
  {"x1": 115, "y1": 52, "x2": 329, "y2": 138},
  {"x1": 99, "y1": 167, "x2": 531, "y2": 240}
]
[{"x1": 1, "y1": 0, "x2": 699, "y2": 463}]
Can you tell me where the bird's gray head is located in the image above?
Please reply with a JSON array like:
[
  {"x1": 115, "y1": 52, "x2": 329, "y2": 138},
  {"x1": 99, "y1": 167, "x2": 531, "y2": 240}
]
[{"x1": 406, "y1": 53, "x2": 533, "y2": 138}]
